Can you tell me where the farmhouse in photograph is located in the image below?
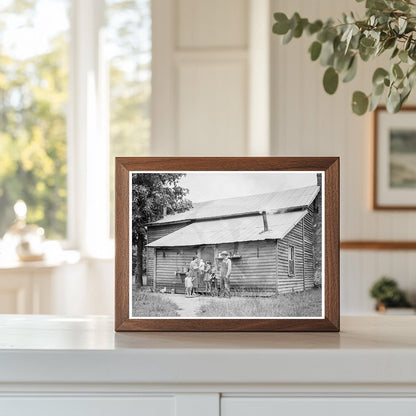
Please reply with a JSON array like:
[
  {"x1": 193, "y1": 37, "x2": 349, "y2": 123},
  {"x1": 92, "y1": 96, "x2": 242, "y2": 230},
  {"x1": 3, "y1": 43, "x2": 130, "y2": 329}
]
[{"x1": 145, "y1": 180, "x2": 322, "y2": 295}]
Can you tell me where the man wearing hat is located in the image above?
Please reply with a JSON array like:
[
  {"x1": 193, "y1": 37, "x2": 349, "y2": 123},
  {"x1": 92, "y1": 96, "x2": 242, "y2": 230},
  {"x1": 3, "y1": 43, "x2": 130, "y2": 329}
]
[{"x1": 219, "y1": 251, "x2": 232, "y2": 297}]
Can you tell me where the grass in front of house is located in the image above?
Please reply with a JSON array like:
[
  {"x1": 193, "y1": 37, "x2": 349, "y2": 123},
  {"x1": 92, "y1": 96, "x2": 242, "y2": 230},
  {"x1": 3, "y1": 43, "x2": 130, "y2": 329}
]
[
  {"x1": 197, "y1": 288, "x2": 322, "y2": 317},
  {"x1": 132, "y1": 291, "x2": 180, "y2": 317}
]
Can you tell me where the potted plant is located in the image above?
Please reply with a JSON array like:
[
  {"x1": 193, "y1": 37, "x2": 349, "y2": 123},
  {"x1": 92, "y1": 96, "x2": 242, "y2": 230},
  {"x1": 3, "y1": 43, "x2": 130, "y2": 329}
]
[
  {"x1": 369, "y1": 276, "x2": 413, "y2": 312},
  {"x1": 272, "y1": 0, "x2": 416, "y2": 115}
]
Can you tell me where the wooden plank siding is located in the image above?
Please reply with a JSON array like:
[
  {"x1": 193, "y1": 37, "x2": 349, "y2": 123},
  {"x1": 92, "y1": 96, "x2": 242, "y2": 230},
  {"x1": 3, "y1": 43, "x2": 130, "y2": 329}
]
[
  {"x1": 146, "y1": 223, "x2": 190, "y2": 286},
  {"x1": 303, "y1": 205, "x2": 316, "y2": 290},
  {"x1": 216, "y1": 240, "x2": 277, "y2": 294},
  {"x1": 153, "y1": 248, "x2": 197, "y2": 293},
  {"x1": 277, "y1": 209, "x2": 315, "y2": 293}
]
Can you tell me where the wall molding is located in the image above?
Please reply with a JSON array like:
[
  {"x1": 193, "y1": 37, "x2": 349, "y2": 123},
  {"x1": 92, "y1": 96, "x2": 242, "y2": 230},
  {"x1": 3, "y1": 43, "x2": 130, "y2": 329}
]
[{"x1": 340, "y1": 241, "x2": 416, "y2": 250}]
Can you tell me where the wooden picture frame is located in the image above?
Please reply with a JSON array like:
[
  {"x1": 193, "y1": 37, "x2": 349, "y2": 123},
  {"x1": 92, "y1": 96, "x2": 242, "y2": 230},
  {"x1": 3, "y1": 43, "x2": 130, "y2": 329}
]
[
  {"x1": 115, "y1": 157, "x2": 339, "y2": 332},
  {"x1": 373, "y1": 106, "x2": 416, "y2": 210}
]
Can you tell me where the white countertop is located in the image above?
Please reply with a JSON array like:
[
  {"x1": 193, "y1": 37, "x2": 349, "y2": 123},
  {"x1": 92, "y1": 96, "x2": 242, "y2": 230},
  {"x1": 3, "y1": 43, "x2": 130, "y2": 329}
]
[{"x1": 0, "y1": 315, "x2": 415, "y2": 386}]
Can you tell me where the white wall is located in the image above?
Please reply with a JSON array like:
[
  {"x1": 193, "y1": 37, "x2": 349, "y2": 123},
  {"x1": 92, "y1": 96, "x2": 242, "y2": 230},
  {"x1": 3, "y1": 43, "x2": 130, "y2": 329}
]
[
  {"x1": 28, "y1": 0, "x2": 414, "y2": 317},
  {"x1": 271, "y1": 0, "x2": 416, "y2": 313},
  {"x1": 152, "y1": 0, "x2": 270, "y2": 156}
]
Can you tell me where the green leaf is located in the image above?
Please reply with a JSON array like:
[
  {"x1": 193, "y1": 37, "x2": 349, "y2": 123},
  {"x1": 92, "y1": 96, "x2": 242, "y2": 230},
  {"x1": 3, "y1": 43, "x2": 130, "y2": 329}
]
[
  {"x1": 366, "y1": 0, "x2": 388, "y2": 10},
  {"x1": 409, "y1": 45, "x2": 416, "y2": 61},
  {"x1": 408, "y1": 63, "x2": 416, "y2": 78},
  {"x1": 282, "y1": 29, "x2": 293, "y2": 44},
  {"x1": 359, "y1": 45, "x2": 374, "y2": 62},
  {"x1": 360, "y1": 37, "x2": 375, "y2": 48},
  {"x1": 293, "y1": 18, "x2": 308, "y2": 38},
  {"x1": 405, "y1": 34, "x2": 413, "y2": 51},
  {"x1": 334, "y1": 52, "x2": 351, "y2": 72},
  {"x1": 393, "y1": 0, "x2": 410, "y2": 11},
  {"x1": 369, "y1": 92, "x2": 383, "y2": 111},
  {"x1": 342, "y1": 56, "x2": 357, "y2": 83},
  {"x1": 309, "y1": 41, "x2": 322, "y2": 61},
  {"x1": 391, "y1": 47, "x2": 399, "y2": 59},
  {"x1": 273, "y1": 13, "x2": 290, "y2": 35},
  {"x1": 342, "y1": 25, "x2": 359, "y2": 53},
  {"x1": 373, "y1": 82, "x2": 385, "y2": 96},
  {"x1": 320, "y1": 40, "x2": 335, "y2": 66},
  {"x1": 399, "y1": 49, "x2": 408, "y2": 63},
  {"x1": 359, "y1": 37, "x2": 377, "y2": 61},
  {"x1": 393, "y1": 63, "x2": 404, "y2": 79},
  {"x1": 350, "y1": 33, "x2": 361, "y2": 49},
  {"x1": 386, "y1": 87, "x2": 401, "y2": 113},
  {"x1": 398, "y1": 17, "x2": 407, "y2": 34},
  {"x1": 307, "y1": 20, "x2": 323, "y2": 35},
  {"x1": 290, "y1": 12, "x2": 301, "y2": 30},
  {"x1": 400, "y1": 87, "x2": 411, "y2": 106},
  {"x1": 323, "y1": 67, "x2": 339, "y2": 94},
  {"x1": 352, "y1": 91, "x2": 369, "y2": 115},
  {"x1": 408, "y1": 68, "x2": 416, "y2": 88},
  {"x1": 372, "y1": 68, "x2": 389, "y2": 86},
  {"x1": 383, "y1": 37, "x2": 396, "y2": 50}
]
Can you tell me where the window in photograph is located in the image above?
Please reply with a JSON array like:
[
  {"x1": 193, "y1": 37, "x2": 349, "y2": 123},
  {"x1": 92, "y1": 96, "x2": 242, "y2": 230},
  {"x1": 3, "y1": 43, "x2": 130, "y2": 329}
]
[
  {"x1": 106, "y1": 0, "x2": 151, "y2": 237},
  {"x1": 0, "y1": 0, "x2": 70, "y2": 239},
  {"x1": 288, "y1": 245, "x2": 295, "y2": 277}
]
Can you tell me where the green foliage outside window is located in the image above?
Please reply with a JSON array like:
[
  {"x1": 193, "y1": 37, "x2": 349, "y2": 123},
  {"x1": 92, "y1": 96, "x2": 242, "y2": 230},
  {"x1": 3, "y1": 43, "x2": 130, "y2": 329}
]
[
  {"x1": 0, "y1": 0, "x2": 151, "y2": 240},
  {"x1": 0, "y1": 1, "x2": 69, "y2": 238}
]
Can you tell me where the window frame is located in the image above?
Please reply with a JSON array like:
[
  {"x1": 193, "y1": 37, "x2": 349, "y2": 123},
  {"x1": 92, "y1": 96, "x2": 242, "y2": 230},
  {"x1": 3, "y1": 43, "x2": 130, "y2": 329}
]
[
  {"x1": 288, "y1": 244, "x2": 295, "y2": 277},
  {"x1": 67, "y1": 0, "x2": 111, "y2": 257}
]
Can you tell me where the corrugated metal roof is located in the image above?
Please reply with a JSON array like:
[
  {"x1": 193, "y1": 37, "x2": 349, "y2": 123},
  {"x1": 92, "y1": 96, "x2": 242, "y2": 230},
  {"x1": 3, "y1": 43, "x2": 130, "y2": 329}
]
[
  {"x1": 151, "y1": 185, "x2": 319, "y2": 225},
  {"x1": 147, "y1": 210, "x2": 307, "y2": 247}
]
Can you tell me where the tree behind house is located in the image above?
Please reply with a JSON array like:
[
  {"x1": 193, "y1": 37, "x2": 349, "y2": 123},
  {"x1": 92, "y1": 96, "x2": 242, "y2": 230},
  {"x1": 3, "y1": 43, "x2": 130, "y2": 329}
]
[{"x1": 131, "y1": 173, "x2": 192, "y2": 285}]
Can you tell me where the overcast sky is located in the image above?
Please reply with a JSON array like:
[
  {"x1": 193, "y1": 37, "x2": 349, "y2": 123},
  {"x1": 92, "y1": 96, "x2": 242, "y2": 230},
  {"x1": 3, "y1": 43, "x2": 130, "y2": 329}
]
[{"x1": 179, "y1": 172, "x2": 319, "y2": 203}]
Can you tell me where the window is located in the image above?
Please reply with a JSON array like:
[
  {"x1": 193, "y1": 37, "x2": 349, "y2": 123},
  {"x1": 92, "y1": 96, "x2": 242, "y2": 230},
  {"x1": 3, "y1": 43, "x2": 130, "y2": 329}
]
[
  {"x1": 233, "y1": 242, "x2": 239, "y2": 257},
  {"x1": 288, "y1": 245, "x2": 295, "y2": 276},
  {"x1": 106, "y1": 0, "x2": 151, "y2": 237},
  {"x1": 0, "y1": 0, "x2": 151, "y2": 253},
  {"x1": 0, "y1": 0, "x2": 70, "y2": 239}
]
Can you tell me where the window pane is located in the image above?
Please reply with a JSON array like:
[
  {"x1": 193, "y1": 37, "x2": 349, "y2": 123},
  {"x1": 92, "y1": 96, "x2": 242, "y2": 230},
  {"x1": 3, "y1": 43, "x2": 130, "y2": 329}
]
[
  {"x1": 0, "y1": 0, "x2": 70, "y2": 239},
  {"x1": 106, "y1": 0, "x2": 151, "y2": 237}
]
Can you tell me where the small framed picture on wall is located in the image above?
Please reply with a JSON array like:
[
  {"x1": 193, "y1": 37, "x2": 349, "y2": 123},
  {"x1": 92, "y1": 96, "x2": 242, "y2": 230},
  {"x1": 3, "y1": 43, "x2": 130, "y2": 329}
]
[
  {"x1": 374, "y1": 106, "x2": 416, "y2": 209},
  {"x1": 115, "y1": 157, "x2": 339, "y2": 332}
]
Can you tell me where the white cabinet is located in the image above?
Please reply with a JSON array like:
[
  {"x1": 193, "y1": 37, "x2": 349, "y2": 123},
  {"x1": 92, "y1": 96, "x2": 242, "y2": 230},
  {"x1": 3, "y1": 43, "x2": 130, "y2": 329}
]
[
  {"x1": 222, "y1": 398, "x2": 416, "y2": 416},
  {"x1": 1, "y1": 397, "x2": 175, "y2": 416}
]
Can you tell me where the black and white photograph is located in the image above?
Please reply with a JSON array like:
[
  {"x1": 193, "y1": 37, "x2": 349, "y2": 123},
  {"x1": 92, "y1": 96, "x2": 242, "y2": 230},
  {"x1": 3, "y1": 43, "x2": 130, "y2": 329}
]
[{"x1": 129, "y1": 171, "x2": 324, "y2": 319}]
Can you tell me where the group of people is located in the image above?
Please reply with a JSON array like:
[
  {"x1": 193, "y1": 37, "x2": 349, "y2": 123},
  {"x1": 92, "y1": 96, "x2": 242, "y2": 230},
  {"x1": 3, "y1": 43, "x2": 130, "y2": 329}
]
[{"x1": 184, "y1": 251, "x2": 232, "y2": 298}]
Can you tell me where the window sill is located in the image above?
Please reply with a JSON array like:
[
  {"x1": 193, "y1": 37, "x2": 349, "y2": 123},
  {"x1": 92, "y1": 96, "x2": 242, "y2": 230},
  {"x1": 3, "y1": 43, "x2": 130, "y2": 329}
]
[{"x1": 0, "y1": 250, "x2": 81, "y2": 271}]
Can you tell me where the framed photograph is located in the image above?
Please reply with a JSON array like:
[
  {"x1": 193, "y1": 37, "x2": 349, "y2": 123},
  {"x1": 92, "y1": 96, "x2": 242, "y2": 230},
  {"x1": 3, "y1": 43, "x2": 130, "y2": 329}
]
[
  {"x1": 115, "y1": 157, "x2": 339, "y2": 331},
  {"x1": 374, "y1": 106, "x2": 416, "y2": 209}
]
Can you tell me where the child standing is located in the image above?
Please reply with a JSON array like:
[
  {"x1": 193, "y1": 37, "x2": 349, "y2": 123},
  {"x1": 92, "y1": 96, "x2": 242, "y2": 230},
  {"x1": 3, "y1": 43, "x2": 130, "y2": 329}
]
[
  {"x1": 184, "y1": 272, "x2": 193, "y2": 297},
  {"x1": 204, "y1": 261, "x2": 212, "y2": 293},
  {"x1": 210, "y1": 271, "x2": 218, "y2": 296}
]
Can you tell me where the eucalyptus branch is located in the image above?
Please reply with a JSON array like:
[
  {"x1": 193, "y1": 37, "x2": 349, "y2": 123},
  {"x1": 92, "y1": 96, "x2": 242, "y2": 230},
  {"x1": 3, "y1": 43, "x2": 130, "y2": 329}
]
[{"x1": 272, "y1": 0, "x2": 416, "y2": 115}]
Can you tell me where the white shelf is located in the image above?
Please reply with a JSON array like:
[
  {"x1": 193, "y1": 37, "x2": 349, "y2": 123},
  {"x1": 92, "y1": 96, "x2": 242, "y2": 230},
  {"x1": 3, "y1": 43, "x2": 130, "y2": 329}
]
[{"x1": 0, "y1": 315, "x2": 415, "y2": 386}]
